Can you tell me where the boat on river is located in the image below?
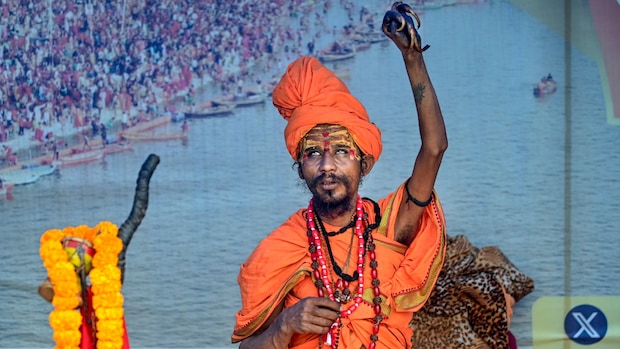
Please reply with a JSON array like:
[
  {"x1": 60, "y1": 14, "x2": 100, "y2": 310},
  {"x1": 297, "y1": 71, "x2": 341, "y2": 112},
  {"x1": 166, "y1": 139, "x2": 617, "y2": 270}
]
[
  {"x1": 0, "y1": 162, "x2": 58, "y2": 185},
  {"x1": 118, "y1": 112, "x2": 186, "y2": 142},
  {"x1": 317, "y1": 47, "x2": 355, "y2": 63},
  {"x1": 317, "y1": 41, "x2": 356, "y2": 63},
  {"x1": 353, "y1": 30, "x2": 388, "y2": 44},
  {"x1": 59, "y1": 148, "x2": 105, "y2": 167},
  {"x1": 100, "y1": 141, "x2": 133, "y2": 155},
  {"x1": 318, "y1": 50, "x2": 355, "y2": 63},
  {"x1": 121, "y1": 130, "x2": 188, "y2": 142},
  {"x1": 120, "y1": 114, "x2": 173, "y2": 136},
  {"x1": 213, "y1": 92, "x2": 267, "y2": 107},
  {"x1": 67, "y1": 138, "x2": 133, "y2": 156},
  {"x1": 533, "y1": 76, "x2": 557, "y2": 97},
  {"x1": 184, "y1": 103, "x2": 235, "y2": 118},
  {"x1": 410, "y1": 0, "x2": 447, "y2": 10}
]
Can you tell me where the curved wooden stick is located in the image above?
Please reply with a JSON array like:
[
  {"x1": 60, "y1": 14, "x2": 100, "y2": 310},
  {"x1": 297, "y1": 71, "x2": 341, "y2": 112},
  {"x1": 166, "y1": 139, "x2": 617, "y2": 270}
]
[{"x1": 117, "y1": 153, "x2": 160, "y2": 283}]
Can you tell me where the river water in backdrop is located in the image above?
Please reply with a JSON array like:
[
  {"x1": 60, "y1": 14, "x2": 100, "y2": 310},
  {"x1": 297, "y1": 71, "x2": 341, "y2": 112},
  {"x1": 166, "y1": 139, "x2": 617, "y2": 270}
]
[{"x1": 2, "y1": 1, "x2": 620, "y2": 348}]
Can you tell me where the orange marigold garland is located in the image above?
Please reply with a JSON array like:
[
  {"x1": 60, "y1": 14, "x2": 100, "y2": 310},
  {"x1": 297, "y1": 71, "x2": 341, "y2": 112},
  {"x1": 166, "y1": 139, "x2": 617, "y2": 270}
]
[
  {"x1": 91, "y1": 221, "x2": 124, "y2": 349},
  {"x1": 40, "y1": 222, "x2": 125, "y2": 349}
]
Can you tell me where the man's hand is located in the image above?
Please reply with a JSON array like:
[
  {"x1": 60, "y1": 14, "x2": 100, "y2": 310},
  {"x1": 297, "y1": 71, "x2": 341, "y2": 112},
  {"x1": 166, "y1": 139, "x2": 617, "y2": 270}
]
[
  {"x1": 276, "y1": 297, "x2": 341, "y2": 336},
  {"x1": 382, "y1": 2, "x2": 429, "y2": 54},
  {"x1": 240, "y1": 297, "x2": 341, "y2": 349}
]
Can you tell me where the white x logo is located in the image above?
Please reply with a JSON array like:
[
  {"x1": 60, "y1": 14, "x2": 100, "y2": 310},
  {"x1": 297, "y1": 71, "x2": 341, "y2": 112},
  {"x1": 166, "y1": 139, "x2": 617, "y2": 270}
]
[{"x1": 571, "y1": 311, "x2": 600, "y2": 338}]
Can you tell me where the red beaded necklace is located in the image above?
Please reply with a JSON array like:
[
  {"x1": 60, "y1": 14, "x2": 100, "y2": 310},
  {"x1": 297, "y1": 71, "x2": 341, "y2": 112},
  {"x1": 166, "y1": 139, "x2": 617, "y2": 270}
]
[{"x1": 306, "y1": 195, "x2": 383, "y2": 349}]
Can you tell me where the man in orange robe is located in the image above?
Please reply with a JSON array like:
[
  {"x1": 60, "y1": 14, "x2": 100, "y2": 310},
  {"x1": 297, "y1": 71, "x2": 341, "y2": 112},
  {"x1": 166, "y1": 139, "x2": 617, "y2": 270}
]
[{"x1": 233, "y1": 3, "x2": 448, "y2": 348}]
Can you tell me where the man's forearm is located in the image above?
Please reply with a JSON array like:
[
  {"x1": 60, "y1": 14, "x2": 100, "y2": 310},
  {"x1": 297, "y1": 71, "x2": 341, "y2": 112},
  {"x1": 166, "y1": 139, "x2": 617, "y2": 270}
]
[
  {"x1": 403, "y1": 52, "x2": 447, "y2": 153},
  {"x1": 239, "y1": 314, "x2": 293, "y2": 349}
]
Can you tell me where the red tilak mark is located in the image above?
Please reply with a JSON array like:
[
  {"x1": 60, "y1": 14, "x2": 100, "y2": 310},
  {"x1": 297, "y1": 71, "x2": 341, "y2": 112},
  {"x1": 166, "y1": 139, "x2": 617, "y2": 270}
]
[
  {"x1": 349, "y1": 149, "x2": 356, "y2": 157},
  {"x1": 302, "y1": 154, "x2": 308, "y2": 160},
  {"x1": 322, "y1": 132, "x2": 330, "y2": 138},
  {"x1": 323, "y1": 141, "x2": 330, "y2": 148}
]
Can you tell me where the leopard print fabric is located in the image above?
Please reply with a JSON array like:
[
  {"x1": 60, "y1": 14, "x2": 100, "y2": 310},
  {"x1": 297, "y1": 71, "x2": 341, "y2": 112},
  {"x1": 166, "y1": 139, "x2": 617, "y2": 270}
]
[{"x1": 410, "y1": 234, "x2": 534, "y2": 348}]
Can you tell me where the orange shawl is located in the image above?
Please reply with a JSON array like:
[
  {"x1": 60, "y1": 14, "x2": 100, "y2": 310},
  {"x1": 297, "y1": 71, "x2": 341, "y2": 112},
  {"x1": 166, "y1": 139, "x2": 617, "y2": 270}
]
[{"x1": 233, "y1": 183, "x2": 446, "y2": 348}]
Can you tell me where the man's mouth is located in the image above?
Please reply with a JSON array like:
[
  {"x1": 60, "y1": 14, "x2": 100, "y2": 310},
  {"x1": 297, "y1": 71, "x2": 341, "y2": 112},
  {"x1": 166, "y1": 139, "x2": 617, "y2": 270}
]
[
  {"x1": 311, "y1": 174, "x2": 341, "y2": 192},
  {"x1": 319, "y1": 179, "x2": 339, "y2": 191}
]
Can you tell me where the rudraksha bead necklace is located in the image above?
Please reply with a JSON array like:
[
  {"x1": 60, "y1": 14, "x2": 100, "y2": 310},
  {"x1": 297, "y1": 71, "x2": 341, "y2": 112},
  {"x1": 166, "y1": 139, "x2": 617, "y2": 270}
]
[{"x1": 306, "y1": 195, "x2": 383, "y2": 349}]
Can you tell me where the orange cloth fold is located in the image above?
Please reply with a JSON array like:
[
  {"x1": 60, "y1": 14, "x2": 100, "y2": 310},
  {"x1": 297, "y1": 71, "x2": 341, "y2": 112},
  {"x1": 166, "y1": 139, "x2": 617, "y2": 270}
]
[
  {"x1": 232, "y1": 183, "x2": 446, "y2": 348},
  {"x1": 272, "y1": 56, "x2": 382, "y2": 161}
]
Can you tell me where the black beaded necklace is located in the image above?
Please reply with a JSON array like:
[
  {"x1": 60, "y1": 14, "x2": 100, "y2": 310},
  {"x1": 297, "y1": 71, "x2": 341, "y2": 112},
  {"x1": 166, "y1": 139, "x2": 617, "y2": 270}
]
[{"x1": 313, "y1": 198, "x2": 381, "y2": 282}]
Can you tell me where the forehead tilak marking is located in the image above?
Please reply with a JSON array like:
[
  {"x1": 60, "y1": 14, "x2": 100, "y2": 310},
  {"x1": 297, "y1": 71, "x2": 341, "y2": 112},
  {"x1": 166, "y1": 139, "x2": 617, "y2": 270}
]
[
  {"x1": 299, "y1": 127, "x2": 361, "y2": 161},
  {"x1": 303, "y1": 128, "x2": 353, "y2": 149}
]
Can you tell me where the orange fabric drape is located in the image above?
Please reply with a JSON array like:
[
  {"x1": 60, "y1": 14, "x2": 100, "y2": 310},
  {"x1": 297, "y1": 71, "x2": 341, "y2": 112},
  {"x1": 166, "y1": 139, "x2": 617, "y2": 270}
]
[{"x1": 233, "y1": 183, "x2": 446, "y2": 348}]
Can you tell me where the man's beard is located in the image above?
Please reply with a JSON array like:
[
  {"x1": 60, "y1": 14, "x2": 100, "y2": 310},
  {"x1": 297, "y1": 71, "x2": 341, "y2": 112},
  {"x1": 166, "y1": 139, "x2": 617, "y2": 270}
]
[{"x1": 309, "y1": 173, "x2": 354, "y2": 218}]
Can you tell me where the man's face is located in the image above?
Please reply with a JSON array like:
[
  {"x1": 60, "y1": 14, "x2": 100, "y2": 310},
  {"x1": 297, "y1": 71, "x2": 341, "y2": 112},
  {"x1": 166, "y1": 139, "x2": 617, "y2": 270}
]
[{"x1": 299, "y1": 125, "x2": 362, "y2": 214}]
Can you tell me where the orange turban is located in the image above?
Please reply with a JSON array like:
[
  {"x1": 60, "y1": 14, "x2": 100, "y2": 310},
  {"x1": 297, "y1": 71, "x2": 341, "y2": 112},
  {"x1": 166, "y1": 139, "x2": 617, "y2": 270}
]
[{"x1": 272, "y1": 56, "x2": 382, "y2": 161}]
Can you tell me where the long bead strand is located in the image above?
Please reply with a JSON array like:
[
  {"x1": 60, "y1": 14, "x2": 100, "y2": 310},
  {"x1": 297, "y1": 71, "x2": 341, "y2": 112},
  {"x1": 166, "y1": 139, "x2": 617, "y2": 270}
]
[{"x1": 307, "y1": 196, "x2": 382, "y2": 349}]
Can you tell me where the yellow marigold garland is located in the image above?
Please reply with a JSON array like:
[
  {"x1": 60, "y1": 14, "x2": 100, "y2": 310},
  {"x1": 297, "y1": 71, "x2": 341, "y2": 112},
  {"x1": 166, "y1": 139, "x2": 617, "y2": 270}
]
[{"x1": 40, "y1": 222, "x2": 125, "y2": 349}]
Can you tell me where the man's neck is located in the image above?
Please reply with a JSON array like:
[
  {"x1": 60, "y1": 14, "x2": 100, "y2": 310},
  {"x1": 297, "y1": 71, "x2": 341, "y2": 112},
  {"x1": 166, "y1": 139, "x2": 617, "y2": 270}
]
[
  {"x1": 312, "y1": 193, "x2": 360, "y2": 227},
  {"x1": 314, "y1": 200, "x2": 358, "y2": 228}
]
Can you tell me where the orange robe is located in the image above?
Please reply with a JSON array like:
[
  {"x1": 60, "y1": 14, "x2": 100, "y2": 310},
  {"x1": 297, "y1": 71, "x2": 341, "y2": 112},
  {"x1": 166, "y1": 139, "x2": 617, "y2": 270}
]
[{"x1": 233, "y1": 182, "x2": 447, "y2": 348}]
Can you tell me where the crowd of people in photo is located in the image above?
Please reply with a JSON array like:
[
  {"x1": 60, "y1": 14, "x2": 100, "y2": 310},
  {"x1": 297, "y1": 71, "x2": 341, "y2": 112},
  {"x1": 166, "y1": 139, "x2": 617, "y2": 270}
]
[{"x1": 0, "y1": 0, "x2": 371, "y2": 159}]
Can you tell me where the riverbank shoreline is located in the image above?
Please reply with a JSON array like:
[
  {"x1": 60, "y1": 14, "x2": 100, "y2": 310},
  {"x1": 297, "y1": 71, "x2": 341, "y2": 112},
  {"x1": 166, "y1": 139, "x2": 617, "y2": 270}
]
[{"x1": 0, "y1": 66, "x2": 279, "y2": 169}]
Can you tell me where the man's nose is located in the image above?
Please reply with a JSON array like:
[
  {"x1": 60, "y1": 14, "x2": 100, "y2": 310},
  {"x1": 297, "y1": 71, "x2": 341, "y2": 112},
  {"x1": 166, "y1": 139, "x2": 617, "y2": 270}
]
[{"x1": 319, "y1": 152, "x2": 336, "y2": 172}]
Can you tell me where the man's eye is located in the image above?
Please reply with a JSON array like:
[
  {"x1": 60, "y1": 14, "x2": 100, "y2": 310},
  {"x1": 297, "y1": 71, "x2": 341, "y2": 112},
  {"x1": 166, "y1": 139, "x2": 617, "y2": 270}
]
[
  {"x1": 335, "y1": 148, "x2": 348, "y2": 155},
  {"x1": 307, "y1": 150, "x2": 320, "y2": 156}
]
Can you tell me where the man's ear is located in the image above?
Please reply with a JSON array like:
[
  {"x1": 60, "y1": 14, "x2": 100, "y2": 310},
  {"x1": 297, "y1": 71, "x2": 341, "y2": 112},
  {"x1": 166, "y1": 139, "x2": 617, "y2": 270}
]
[{"x1": 361, "y1": 155, "x2": 375, "y2": 176}]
